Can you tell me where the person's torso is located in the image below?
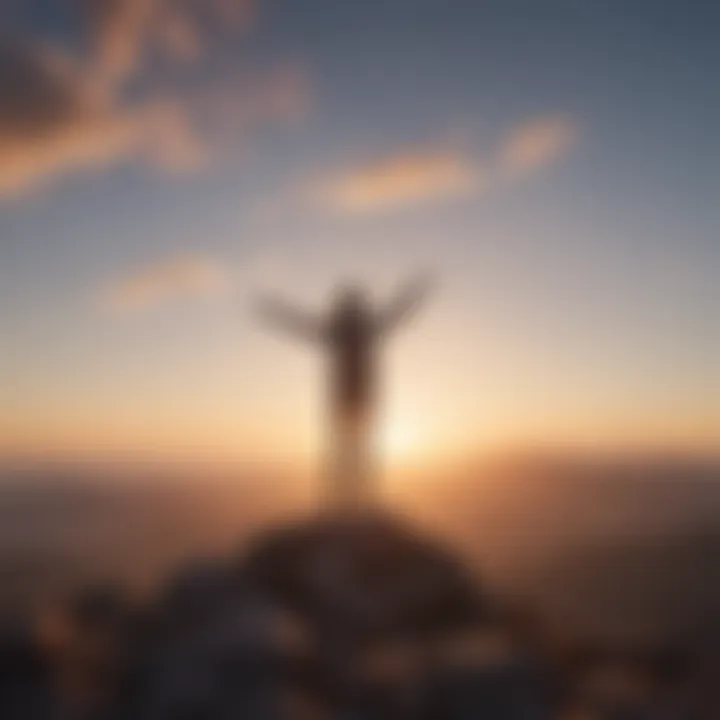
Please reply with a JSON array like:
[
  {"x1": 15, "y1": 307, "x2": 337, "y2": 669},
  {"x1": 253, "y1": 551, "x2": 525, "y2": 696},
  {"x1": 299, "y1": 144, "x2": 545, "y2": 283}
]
[{"x1": 327, "y1": 311, "x2": 376, "y2": 407}]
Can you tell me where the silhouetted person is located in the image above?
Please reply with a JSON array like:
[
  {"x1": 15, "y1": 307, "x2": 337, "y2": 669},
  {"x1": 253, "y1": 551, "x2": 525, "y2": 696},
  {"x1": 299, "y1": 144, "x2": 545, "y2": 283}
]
[{"x1": 256, "y1": 275, "x2": 431, "y2": 512}]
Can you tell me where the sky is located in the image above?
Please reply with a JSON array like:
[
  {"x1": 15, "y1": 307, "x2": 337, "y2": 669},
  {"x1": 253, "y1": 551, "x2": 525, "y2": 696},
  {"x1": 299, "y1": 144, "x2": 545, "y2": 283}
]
[{"x1": 0, "y1": 0, "x2": 718, "y2": 468}]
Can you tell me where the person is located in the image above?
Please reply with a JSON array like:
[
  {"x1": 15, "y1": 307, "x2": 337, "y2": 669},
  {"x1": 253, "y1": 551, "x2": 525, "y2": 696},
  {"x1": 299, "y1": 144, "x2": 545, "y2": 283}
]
[{"x1": 256, "y1": 275, "x2": 431, "y2": 512}]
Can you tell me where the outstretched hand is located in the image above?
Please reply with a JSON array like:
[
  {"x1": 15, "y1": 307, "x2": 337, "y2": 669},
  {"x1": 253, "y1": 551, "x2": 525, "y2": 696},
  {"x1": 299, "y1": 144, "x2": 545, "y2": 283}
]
[{"x1": 380, "y1": 273, "x2": 434, "y2": 335}]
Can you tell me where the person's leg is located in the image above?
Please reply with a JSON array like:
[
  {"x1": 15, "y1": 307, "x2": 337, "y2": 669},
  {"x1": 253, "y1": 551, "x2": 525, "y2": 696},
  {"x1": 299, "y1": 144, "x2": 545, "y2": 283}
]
[{"x1": 328, "y1": 409, "x2": 374, "y2": 514}]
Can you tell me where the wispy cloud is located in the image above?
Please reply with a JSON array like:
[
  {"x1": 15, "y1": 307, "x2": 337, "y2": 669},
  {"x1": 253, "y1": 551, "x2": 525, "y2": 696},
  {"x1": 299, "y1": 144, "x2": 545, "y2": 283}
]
[
  {"x1": 0, "y1": 41, "x2": 204, "y2": 194},
  {"x1": 313, "y1": 153, "x2": 480, "y2": 214},
  {"x1": 103, "y1": 254, "x2": 232, "y2": 313},
  {"x1": 310, "y1": 116, "x2": 578, "y2": 216},
  {"x1": 85, "y1": 0, "x2": 256, "y2": 86},
  {"x1": 191, "y1": 64, "x2": 311, "y2": 151},
  {"x1": 0, "y1": 1, "x2": 308, "y2": 195},
  {"x1": 498, "y1": 116, "x2": 578, "y2": 180}
]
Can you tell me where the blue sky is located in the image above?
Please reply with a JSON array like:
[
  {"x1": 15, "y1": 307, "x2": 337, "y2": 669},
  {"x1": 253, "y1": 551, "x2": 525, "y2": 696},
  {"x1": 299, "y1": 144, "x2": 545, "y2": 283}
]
[{"x1": 0, "y1": 0, "x2": 717, "y2": 464}]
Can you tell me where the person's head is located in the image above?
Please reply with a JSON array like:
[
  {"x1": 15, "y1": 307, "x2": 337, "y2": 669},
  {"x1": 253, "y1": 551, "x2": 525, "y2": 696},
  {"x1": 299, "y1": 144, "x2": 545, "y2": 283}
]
[{"x1": 333, "y1": 282, "x2": 367, "y2": 316}]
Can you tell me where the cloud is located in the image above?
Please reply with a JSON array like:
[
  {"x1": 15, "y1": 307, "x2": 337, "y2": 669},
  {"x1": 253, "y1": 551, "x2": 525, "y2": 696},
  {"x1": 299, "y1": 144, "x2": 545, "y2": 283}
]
[
  {"x1": 191, "y1": 64, "x2": 311, "y2": 149},
  {"x1": 0, "y1": 39, "x2": 205, "y2": 195},
  {"x1": 103, "y1": 254, "x2": 232, "y2": 312},
  {"x1": 310, "y1": 116, "x2": 578, "y2": 216},
  {"x1": 499, "y1": 116, "x2": 578, "y2": 179},
  {"x1": 137, "y1": 99, "x2": 206, "y2": 171},
  {"x1": 83, "y1": 0, "x2": 157, "y2": 84},
  {"x1": 0, "y1": 6, "x2": 309, "y2": 195},
  {"x1": 0, "y1": 40, "x2": 132, "y2": 193},
  {"x1": 84, "y1": 0, "x2": 256, "y2": 85},
  {"x1": 155, "y1": 7, "x2": 203, "y2": 63},
  {"x1": 314, "y1": 153, "x2": 480, "y2": 214}
]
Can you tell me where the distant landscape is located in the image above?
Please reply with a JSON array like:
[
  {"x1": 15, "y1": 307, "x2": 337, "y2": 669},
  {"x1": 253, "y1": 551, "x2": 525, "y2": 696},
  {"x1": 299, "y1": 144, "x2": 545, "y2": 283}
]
[{"x1": 2, "y1": 453, "x2": 718, "y2": 648}]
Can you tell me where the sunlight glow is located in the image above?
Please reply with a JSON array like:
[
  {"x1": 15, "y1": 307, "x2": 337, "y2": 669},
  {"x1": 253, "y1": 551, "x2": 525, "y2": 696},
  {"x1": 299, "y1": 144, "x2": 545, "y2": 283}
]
[{"x1": 380, "y1": 418, "x2": 424, "y2": 466}]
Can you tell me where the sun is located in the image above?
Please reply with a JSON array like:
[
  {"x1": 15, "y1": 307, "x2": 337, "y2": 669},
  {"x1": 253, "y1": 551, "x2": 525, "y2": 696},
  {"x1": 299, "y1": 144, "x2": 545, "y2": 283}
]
[{"x1": 380, "y1": 419, "x2": 422, "y2": 465}]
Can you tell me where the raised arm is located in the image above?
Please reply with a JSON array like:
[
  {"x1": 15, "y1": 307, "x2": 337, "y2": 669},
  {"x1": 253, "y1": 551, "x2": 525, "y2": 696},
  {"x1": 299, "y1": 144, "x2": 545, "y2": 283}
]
[
  {"x1": 255, "y1": 294, "x2": 324, "y2": 343},
  {"x1": 377, "y1": 274, "x2": 433, "y2": 336}
]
